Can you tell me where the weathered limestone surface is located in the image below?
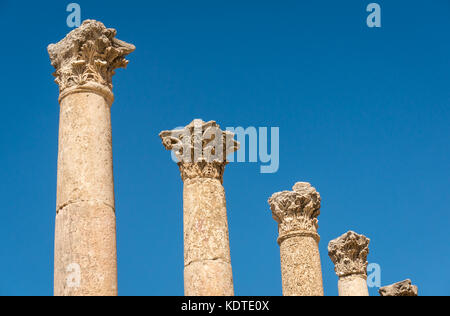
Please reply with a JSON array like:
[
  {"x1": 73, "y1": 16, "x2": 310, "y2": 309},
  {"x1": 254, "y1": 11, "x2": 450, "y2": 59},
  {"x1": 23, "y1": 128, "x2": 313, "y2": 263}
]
[
  {"x1": 379, "y1": 279, "x2": 418, "y2": 296},
  {"x1": 328, "y1": 231, "x2": 370, "y2": 296},
  {"x1": 268, "y1": 182, "x2": 324, "y2": 296},
  {"x1": 160, "y1": 119, "x2": 239, "y2": 296},
  {"x1": 54, "y1": 201, "x2": 117, "y2": 296},
  {"x1": 337, "y1": 275, "x2": 369, "y2": 296},
  {"x1": 49, "y1": 20, "x2": 134, "y2": 296}
]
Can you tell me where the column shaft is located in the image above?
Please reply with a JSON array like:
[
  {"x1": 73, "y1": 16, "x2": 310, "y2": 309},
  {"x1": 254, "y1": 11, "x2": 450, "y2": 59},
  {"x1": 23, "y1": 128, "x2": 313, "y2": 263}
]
[
  {"x1": 338, "y1": 275, "x2": 369, "y2": 296},
  {"x1": 160, "y1": 119, "x2": 239, "y2": 296},
  {"x1": 54, "y1": 92, "x2": 117, "y2": 296},
  {"x1": 183, "y1": 178, "x2": 233, "y2": 296},
  {"x1": 279, "y1": 235, "x2": 323, "y2": 296}
]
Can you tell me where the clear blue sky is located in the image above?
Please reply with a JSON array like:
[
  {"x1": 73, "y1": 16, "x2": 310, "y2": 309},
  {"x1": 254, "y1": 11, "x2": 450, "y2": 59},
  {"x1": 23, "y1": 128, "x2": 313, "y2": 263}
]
[{"x1": 0, "y1": 0, "x2": 448, "y2": 296}]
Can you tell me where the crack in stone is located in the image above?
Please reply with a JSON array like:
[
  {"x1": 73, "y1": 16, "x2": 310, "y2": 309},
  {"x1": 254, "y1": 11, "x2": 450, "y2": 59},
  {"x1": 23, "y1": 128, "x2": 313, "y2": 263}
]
[
  {"x1": 57, "y1": 199, "x2": 115, "y2": 214},
  {"x1": 184, "y1": 257, "x2": 230, "y2": 268}
]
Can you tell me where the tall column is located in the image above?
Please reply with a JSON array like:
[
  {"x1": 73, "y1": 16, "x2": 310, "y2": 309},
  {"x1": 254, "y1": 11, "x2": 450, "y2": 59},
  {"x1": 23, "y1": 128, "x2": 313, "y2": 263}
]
[
  {"x1": 328, "y1": 231, "x2": 370, "y2": 296},
  {"x1": 379, "y1": 279, "x2": 418, "y2": 296},
  {"x1": 48, "y1": 20, "x2": 135, "y2": 296},
  {"x1": 268, "y1": 182, "x2": 324, "y2": 296},
  {"x1": 160, "y1": 119, "x2": 239, "y2": 296}
]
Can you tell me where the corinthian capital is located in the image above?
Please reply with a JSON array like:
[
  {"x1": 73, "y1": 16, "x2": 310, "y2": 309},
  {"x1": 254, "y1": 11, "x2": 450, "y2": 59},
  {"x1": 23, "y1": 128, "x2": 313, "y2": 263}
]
[
  {"x1": 328, "y1": 231, "x2": 370, "y2": 278},
  {"x1": 159, "y1": 119, "x2": 240, "y2": 182},
  {"x1": 268, "y1": 182, "x2": 321, "y2": 244},
  {"x1": 48, "y1": 20, "x2": 135, "y2": 104},
  {"x1": 379, "y1": 280, "x2": 418, "y2": 297}
]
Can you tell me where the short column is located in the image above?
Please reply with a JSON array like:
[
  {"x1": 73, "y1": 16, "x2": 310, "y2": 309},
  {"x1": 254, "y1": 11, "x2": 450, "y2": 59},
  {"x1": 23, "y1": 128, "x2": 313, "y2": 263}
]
[
  {"x1": 379, "y1": 279, "x2": 418, "y2": 296},
  {"x1": 160, "y1": 119, "x2": 239, "y2": 296},
  {"x1": 268, "y1": 182, "x2": 324, "y2": 296},
  {"x1": 328, "y1": 231, "x2": 370, "y2": 296}
]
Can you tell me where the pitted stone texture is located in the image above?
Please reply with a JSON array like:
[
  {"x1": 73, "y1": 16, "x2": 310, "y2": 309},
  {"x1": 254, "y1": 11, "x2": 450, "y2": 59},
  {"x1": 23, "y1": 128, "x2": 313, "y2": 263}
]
[
  {"x1": 379, "y1": 279, "x2": 418, "y2": 297},
  {"x1": 48, "y1": 19, "x2": 135, "y2": 102},
  {"x1": 183, "y1": 178, "x2": 231, "y2": 266},
  {"x1": 54, "y1": 90, "x2": 117, "y2": 296},
  {"x1": 328, "y1": 231, "x2": 370, "y2": 278},
  {"x1": 160, "y1": 119, "x2": 238, "y2": 296},
  {"x1": 182, "y1": 177, "x2": 234, "y2": 296},
  {"x1": 338, "y1": 274, "x2": 369, "y2": 296},
  {"x1": 280, "y1": 236, "x2": 324, "y2": 296},
  {"x1": 184, "y1": 261, "x2": 234, "y2": 296},
  {"x1": 54, "y1": 201, "x2": 117, "y2": 296},
  {"x1": 269, "y1": 182, "x2": 324, "y2": 296},
  {"x1": 57, "y1": 92, "x2": 115, "y2": 211}
]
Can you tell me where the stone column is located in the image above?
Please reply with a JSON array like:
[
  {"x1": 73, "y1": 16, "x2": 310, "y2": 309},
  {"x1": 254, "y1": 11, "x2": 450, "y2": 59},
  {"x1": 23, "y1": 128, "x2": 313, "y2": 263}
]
[
  {"x1": 328, "y1": 231, "x2": 370, "y2": 296},
  {"x1": 160, "y1": 119, "x2": 239, "y2": 296},
  {"x1": 268, "y1": 182, "x2": 324, "y2": 296},
  {"x1": 379, "y1": 279, "x2": 418, "y2": 296},
  {"x1": 48, "y1": 20, "x2": 135, "y2": 296}
]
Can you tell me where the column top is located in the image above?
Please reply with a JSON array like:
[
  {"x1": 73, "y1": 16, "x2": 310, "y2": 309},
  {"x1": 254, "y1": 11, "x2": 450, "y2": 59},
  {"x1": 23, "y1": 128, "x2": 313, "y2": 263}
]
[
  {"x1": 48, "y1": 20, "x2": 135, "y2": 106},
  {"x1": 328, "y1": 231, "x2": 370, "y2": 278},
  {"x1": 379, "y1": 279, "x2": 418, "y2": 296},
  {"x1": 159, "y1": 119, "x2": 240, "y2": 182},
  {"x1": 268, "y1": 182, "x2": 321, "y2": 244}
]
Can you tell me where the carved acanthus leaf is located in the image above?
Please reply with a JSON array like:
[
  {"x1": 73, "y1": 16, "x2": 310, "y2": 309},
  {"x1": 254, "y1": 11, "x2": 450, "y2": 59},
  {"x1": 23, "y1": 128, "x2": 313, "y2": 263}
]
[
  {"x1": 48, "y1": 20, "x2": 135, "y2": 94},
  {"x1": 268, "y1": 183, "x2": 321, "y2": 240},
  {"x1": 160, "y1": 119, "x2": 240, "y2": 182},
  {"x1": 178, "y1": 161, "x2": 226, "y2": 183},
  {"x1": 328, "y1": 231, "x2": 370, "y2": 277}
]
